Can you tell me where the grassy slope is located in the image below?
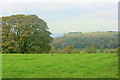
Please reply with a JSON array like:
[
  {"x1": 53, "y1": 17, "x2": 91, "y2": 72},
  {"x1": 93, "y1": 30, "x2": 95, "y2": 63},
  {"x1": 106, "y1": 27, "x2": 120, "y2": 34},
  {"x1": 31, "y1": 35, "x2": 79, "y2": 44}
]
[{"x1": 2, "y1": 53, "x2": 118, "y2": 78}]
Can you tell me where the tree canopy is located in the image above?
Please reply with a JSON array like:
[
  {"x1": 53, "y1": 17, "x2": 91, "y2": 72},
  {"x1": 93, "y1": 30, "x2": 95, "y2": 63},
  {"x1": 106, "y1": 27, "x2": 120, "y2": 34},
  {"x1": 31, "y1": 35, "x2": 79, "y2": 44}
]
[{"x1": 1, "y1": 14, "x2": 53, "y2": 53}]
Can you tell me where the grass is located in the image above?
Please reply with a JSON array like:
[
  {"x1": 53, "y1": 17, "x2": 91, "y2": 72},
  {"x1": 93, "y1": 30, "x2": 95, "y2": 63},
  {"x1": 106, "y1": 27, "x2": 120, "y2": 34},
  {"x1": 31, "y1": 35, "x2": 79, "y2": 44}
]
[{"x1": 2, "y1": 53, "x2": 118, "y2": 78}]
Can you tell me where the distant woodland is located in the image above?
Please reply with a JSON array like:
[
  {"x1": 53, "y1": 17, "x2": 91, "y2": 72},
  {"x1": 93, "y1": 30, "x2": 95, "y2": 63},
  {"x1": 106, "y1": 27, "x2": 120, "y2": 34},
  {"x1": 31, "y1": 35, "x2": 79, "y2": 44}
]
[{"x1": 51, "y1": 32, "x2": 119, "y2": 54}]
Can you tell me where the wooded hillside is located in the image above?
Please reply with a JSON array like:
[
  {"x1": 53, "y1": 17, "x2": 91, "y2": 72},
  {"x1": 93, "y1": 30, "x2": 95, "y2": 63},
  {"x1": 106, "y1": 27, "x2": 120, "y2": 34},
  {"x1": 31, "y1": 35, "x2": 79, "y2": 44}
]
[{"x1": 51, "y1": 32, "x2": 118, "y2": 50}]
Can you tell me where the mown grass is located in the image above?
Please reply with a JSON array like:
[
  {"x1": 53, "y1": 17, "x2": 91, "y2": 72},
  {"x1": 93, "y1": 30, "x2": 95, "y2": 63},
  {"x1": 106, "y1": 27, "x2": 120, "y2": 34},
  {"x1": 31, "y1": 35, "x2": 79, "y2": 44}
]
[{"x1": 2, "y1": 53, "x2": 118, "y2": 78}]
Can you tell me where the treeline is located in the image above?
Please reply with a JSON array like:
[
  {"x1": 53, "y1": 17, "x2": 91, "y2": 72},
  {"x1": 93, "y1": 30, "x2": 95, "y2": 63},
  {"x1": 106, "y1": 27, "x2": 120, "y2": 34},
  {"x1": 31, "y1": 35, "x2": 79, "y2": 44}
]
[
  {"x1": 1, "y1": 14, "x2": 53, "y2": 54},
  {"x1": 51, "y1": 32, "x2": 118, "y2": 50},
  {"x1": 50, "y1": 45, "x2": 119, "y2": 54}
]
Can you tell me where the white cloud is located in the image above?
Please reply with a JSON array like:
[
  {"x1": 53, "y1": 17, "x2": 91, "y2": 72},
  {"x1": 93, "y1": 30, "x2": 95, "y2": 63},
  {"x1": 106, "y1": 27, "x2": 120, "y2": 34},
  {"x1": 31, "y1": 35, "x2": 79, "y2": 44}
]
[
  {"x1": 0, "y1": 0, "x2": 119, "y2": 3},
  {"x1": 48, "y1": 10, "x2": 117, "y2": 33},
  {"x1": 0, "y1": 1, "x2": 118, "y2": 33}
]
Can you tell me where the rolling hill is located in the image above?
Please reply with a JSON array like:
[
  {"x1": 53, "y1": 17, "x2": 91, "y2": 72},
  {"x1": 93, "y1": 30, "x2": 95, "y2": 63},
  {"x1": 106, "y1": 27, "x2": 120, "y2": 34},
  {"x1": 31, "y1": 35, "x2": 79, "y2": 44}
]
[{"x1": 51, "y1": 32, "x2": 118, "y2": 50}]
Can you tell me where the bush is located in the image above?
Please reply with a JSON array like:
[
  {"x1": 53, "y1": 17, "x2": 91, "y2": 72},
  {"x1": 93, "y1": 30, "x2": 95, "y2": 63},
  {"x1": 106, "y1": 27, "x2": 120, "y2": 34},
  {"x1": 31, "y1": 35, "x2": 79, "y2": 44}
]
[
  {"x1": 61, "y1": 45, "x2": 74, "y2": 54},
  {"x1": 72, "y1": 49, "x2": 80, "y2": 54}
]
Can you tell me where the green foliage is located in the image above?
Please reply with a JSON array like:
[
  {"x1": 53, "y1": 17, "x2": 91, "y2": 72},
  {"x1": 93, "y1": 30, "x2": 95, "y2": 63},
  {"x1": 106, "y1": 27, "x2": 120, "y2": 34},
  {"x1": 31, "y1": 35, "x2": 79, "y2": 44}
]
[
  {"x1": 103, "y1": 48, "x2": 111, "y2": 53},
  {"x1": 1, "y1": 14, "x2": 53, "y2": 53},
  {"x1": 60, "y1": 45, "x2": 74, "y2": 54},
  {"x1": 50, "y1": 47, "x2": 57, "y2": 53},
  {"x1": 72, "y1": 49, "x2": 80, "y2": 54},
  {"x1": 96, "y1": 49, "x2": 103, "y2": 53},
  {"x1": 102, "y1": 48, "x2": 117, "y2": 53},
  {"x1": 113, "y1": 47, "x2": 120, "y2": 53},
  {"x1": 51, "y1": 32, "x2": 118, "y2": 50},
  {"x1": 2, "y1": 53, "x2": 118, "y2": 78},
  {"x1": 51, "y1": 47, "x2": 118, "y2": 54},
  {"x1": 84, "y1": 46, "x2": 97, "y2": 53}
]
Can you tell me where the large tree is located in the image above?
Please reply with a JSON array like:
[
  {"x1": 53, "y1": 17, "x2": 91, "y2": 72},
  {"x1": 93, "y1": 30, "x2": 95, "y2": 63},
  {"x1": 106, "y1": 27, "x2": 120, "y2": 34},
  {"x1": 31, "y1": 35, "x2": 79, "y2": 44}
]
[{"x1": 1, "y1": 14, "x2": 53, "y2": 53}]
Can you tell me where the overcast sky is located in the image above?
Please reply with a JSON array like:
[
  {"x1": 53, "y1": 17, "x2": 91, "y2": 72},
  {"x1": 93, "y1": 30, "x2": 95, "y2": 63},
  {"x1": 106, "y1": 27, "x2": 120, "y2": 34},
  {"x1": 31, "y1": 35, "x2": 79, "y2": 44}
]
[{"x1": 0, "y1": 0, "x2": 118, "y2": 33}]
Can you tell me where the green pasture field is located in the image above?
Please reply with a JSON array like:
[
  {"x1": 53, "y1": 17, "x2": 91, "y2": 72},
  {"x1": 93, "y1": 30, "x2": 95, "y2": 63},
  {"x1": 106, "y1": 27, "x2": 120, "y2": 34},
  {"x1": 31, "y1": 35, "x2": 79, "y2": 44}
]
[{"x1": 2, "y1": 53, "x2": 118, "y2": 78}]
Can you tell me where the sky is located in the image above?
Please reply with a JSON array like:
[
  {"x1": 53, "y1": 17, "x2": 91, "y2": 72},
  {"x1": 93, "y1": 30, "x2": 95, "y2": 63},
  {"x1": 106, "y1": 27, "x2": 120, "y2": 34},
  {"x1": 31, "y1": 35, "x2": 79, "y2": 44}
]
[{"x1": 0, "y1": 0, "x2": 119, "y2": 33}]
